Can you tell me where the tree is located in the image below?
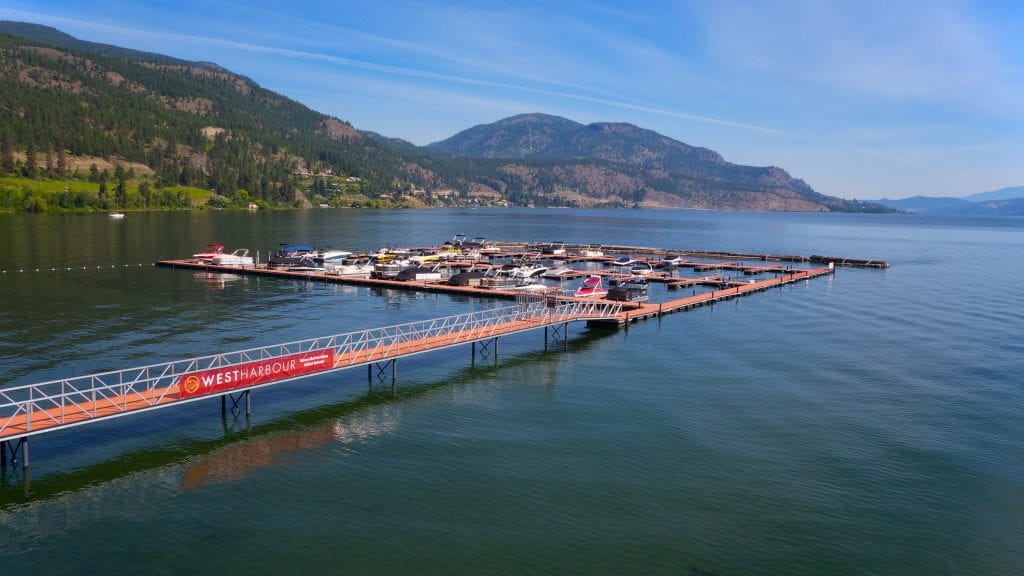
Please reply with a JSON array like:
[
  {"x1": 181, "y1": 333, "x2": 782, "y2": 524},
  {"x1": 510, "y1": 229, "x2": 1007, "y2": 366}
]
[
  {"x1": 115, "y1": 173, "x2": 127, "y2": 209},
  {"x1": 138, "y1": 181, "x2": 151, "y2": 208},
  {"x1": 44, "y1": 144, "x2": 54, "y2": 176},
  {"x1": 55, "y1": 147, "x2": 67, "y2": 177},
  {"x1": 98, "y1": 176, "x2": 108, "y2": 208},
  {"x1": 23, "y1": 141, "x2": 38, "y2": 179},
  {"x1": 0, "y1": 133, "x2": 14, "y2": 175}
]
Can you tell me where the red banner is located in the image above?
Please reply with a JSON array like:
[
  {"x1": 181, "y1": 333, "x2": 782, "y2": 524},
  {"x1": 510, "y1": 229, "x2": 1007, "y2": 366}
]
[{"x1": 179, "y1": 350, "x2": 335, "y2": 398}]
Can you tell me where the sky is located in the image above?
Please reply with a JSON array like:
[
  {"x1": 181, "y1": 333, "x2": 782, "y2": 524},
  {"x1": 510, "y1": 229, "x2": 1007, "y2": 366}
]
[{"x1": 2, "y1": 0, "x2": 1023, "y2": 200}]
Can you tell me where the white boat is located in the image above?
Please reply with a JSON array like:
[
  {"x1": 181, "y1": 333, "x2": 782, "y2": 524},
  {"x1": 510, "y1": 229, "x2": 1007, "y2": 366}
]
[
  {"x1": 510, "y1": 282, "x2": 549, "y2": 292},
  {"x1": 542, "y1": 241, "x2": 566, "y2": 256},
  {"x1": 109, "y1": 212, "x2": 126, "y2": 219},
  {"x1": 630, "y1": 261, "x2": 655, "y2": 276},
  {"x1": 510, "y1": 262, "x2": 548, "y2": 280},
  {"x1": 574, "y1": 275, "x2": 608, "y2": 298},
  {"x1": 316, "y1": 249, "x2": 353, "y2": 265},
  {"x1": 325, "y1": 258, "x2": 374, "y2": 277},
  {"x1": 661, "y1": 254, "x2": 683, "y2": 266},
  {"x1": 541, "y1": 266, "x2": 575, "y2": 279},
  {"x1": 579, "y1": 244, "x2": 604, "y2": 258},
  {"x1": 212, "y1": 249, "x2": 254, "y2": 267}
]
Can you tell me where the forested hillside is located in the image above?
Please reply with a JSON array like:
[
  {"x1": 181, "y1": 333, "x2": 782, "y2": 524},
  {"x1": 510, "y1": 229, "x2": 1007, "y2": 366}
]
[{"x1": 0, "y1": 22, "x2": 888, "y2": 213}]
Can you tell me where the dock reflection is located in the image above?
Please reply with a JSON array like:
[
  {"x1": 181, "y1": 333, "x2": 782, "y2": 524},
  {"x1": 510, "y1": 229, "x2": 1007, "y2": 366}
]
[{"x1": 181, "y1": 406, "x2": 398, "y2": 490}]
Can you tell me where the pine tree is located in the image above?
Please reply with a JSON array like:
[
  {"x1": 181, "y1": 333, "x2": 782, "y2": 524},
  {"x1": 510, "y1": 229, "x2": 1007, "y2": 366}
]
[
  {"x1": 55, "y1": 147, "x2": 67, "y2": 177},
  {"x1": 24, "y1": 141, "x2": 38, "y2": 179},
  {"x1": 0, "y1": 133, "x2": 14, "y2": 175},
  {"x1": 115, "y1": 173, "x2": 127, "y2": 209}
]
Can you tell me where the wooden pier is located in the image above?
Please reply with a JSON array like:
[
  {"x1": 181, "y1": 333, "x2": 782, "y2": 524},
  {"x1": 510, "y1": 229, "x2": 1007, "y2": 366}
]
[{"x1": 1, "y1": 240, "x2": 850, "y2": 470}]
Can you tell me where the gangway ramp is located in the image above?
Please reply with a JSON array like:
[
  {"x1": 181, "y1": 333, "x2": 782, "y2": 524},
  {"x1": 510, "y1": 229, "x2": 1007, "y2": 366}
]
[{"x1": 0, "y1": 298, "x2": 622, "y2": 455}]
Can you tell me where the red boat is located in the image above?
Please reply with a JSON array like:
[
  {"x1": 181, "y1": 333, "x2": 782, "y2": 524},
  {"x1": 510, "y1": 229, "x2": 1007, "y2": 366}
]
[
  {"x1": 190, "y1": 243, "x2": 224, "y2": 263},
  {"x1": 574, "y1": 275, "x2": 608, "y2": 298}
]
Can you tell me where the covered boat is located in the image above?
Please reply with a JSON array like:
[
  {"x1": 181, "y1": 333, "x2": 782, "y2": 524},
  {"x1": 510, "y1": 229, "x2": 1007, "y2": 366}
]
[{"x1": 606, "y1": 276, "x2": 649, "y2": 302}]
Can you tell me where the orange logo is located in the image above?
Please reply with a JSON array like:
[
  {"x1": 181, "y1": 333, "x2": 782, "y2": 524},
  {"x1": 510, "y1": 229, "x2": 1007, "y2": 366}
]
[{"x1": 182, "y1": 375, "x2": 201, "y2": 395}]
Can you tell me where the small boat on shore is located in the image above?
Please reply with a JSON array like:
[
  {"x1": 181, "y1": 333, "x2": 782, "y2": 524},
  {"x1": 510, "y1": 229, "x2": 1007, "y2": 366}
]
[{"x1": 574, "y1": 275, "x2": 608, "y2": 298}]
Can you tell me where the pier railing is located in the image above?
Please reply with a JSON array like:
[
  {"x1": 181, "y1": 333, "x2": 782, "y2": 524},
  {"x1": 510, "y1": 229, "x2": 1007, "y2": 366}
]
[{"x1": 0, "y1": 298, "x2": 621, "y2": 440}]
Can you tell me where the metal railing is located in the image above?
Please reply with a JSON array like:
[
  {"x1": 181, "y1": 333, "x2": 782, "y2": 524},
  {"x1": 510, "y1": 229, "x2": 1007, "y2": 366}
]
[{"x1": 0, "y1": 299, "x2": 621, "y2": 440}]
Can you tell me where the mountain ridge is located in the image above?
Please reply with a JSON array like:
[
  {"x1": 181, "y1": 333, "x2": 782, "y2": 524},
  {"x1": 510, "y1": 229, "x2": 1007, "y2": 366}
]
[{"x1": 0, "y1": 21, "x2": 887, "y2": 212}]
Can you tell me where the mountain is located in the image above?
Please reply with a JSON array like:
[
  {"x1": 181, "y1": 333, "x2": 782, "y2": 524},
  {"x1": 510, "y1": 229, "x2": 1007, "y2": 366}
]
[
  {"x1": 0, "y1": 21, "x2": 886, "y2": 212},
  {"x1": 964, "y1": 185, "x2": 1024, "y2": 203},
  {"x1": 876, "y1": 193, "x2": 1024, "y2": 216},
  {"x1": 429, "y1": 113, "x2": 885, "y2": 212}
]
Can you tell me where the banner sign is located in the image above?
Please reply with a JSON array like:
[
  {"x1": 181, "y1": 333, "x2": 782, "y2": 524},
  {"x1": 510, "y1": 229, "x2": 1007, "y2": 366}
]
[{"x1": 179, "y1": 350, "x2": 335, "y2": 398}]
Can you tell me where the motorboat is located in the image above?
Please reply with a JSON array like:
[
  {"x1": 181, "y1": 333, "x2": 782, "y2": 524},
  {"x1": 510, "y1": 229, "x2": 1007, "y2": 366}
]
[
  {"x1": 510, "y1": 282, "x2": 549, "y2": 292},
  {"x1": 661, "y1": 254, "x2": 683, "y2": 267},
  {"x1": 325, "y1": 257, "x2": 374, "y2": 277},
  {"x1": 371, "y1": 257, "x2": 414, "y2": 279},
  {"x1": 541, "y1": 266, "x2": 575, "y2": 279},
  {"x1": 395, "y1": 265, "x2": 446, "y2": 282},
  {"x1": 542, "y1": 241, "x2": 566, "y2": 256},
  {"x1": 630, "y1": 261, "x2": 655, "y2": 276},
  {"x1": 574, "y1": 275, "x2": 608, "y2": 298},
  {"x1": 510, "y1": 261, "x2": 548, "y2": 280},
  {"x1": 191, "y1": 243, "x2": 225, "y2": 263},
  {"x1": 315, "y1": 249, "x2": 353, "y2": 266},
  {"x1": 268, "y1": 245, "x2": 317, "y2": 268},
  {"x1": 612, "y1": 255, "x2": 636, "y2": 267},
  {"x1": 578, "y1": 244, "x2": 604, "y2": 258},
  {"x1": 606, "y1": 276, "x2": 649, "y2": 302},
  {"x1": 212, "y1": 249, "x2": 254, "y2": 267},
  {"x1": 109, "y1": 212, "x2": 126, "y2": 219}
]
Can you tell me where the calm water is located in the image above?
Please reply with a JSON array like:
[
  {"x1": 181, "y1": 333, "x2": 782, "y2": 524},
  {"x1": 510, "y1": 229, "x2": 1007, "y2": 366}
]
[{"x1": 0, "y1": 209, "x2": 1021, "y2": 575}]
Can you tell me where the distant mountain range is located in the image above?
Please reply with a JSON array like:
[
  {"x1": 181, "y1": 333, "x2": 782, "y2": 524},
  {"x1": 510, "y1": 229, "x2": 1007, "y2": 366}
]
[
  {"x1": 876, "y1": 186, "x2": 1024, "y2": 216},
  {"x1": 0, "y1": 20, "x2": 889, "y2": 212}
]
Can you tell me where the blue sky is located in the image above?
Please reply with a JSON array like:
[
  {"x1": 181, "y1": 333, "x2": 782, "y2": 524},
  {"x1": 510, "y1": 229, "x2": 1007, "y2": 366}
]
[{"x1": 2, "y1": 0, "x2": 1023, "y2": 200}]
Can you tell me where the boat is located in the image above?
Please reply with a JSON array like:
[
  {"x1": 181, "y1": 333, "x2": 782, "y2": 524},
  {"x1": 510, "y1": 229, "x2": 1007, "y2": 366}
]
[
  {"x1": 395, "y1": 265, "x2": 446, "y2": 282},
  {"x1": 371, "y1": 256, "x2": 414, "y2": 279},
  {"x1": 268, "y1": 245, "x2": 317, "y2": 268},
  {"x1": 612, "y1": 255, "x2": 636, "y2": 267},
  {"x1": 510, "y1": 282, "x2": 549, "y2": 292},
  {"x1": 574, "y1": 275, "x2": 608, "y2": 298},
  {"x1": 212, "y1": 249, "x2": 254, "y2": 267},
  {"x1": 542, "y1": 241, "x2": 566, "y2": 256},
  {"x1": 541, "y1": 266, "x2": 575, "y2": 279},
  {"x1": 324, "y1": 257, "x2": 374, "y2": 277},
  {"x1": 661, "y1": 254, "x2": 683, "y2": 266},
  {"x1": 191, "y1": 243, "x2": 225, "y2": 263},
  {"x1": 315, "y1": 249, "x2": 353, "y2": 266},
  {"x1": 578, "y1": 244, "x2": 604, "y2": 258},
  {"x1": 606, "y1": 276, "x2": 649, "y2": 302},
  {"x1": 109, "y1": 212, "x2": 126, "y2": 219},
  {"x1": 447, "y1": 269, "x2": 488, "y2": 287},
  {"x1": 510, "y1": 260, "x2": 548, "y2": 280},
  {"x1": 630, "y1": 261, "x2": 655, "y2": 276}
]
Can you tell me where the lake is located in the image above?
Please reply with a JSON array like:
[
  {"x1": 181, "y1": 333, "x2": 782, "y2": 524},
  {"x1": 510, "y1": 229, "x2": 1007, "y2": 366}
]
[{"x1": 1, "y1": 209, "x2": 1021, "y2": 575}]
